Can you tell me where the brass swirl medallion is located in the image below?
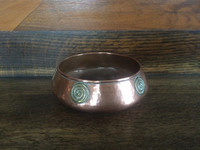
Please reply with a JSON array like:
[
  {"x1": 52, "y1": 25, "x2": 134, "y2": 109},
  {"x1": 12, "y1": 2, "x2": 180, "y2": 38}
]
[
  {"x1": 134, "y1": 76, "x2": 145, "y2": 95},
  {"x1": 70, "y1": 83, "x2": 90, "y2": 104}
]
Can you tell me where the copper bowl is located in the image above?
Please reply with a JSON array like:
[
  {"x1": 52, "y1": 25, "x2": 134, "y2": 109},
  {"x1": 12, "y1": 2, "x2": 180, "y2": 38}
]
[{"x1": 52, "y1": 52, "x2": 148, "y2": 112}]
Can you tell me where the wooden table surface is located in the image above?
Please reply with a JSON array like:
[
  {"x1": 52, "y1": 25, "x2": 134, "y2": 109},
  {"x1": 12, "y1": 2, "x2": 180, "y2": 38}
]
[
  {"x1": 0, "y1": 76, "x2": 199, "y2": 149},
  {"x1": 0, "y1": 0, "x2": 200, "y2": 149},
  {"x1": 0, "y1": 31, "x2": 200, "y2": 149},
  {"x1": 0, "y1": 0, "x2": 200, "y2": 31}
]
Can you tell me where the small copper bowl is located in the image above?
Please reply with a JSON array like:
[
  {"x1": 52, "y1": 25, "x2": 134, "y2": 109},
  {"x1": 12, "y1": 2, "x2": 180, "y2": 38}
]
[{"x1": 52, "y1": 52, "x2": 148, "y2": 112}]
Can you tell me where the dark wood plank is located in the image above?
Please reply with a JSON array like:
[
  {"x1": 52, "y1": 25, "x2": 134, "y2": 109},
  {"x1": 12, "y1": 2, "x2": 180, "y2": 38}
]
[
  {"x1": 0, "y1": 76, "x2": 199, "y2": 149},
  {"x1": 15, "y1": 0, "x2": 200, "y2": 30},
  {"x1": 0, "y1": 31, "x2": 199, "y2": 77}
]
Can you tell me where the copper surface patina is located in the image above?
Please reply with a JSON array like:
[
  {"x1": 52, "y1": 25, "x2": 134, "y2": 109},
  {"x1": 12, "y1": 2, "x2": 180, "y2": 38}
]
[{"x1": 52, "y1": 52, "x2": 148, "y2": 112}]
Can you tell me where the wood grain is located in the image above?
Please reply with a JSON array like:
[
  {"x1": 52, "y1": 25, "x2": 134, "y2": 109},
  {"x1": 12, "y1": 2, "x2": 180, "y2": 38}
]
[
  {"x1": 0, "y1": 0, "x2": 42, "y2": 31},
  {"x1": 0, "y1": 31, "x2": 199, "y2": 77},
  {"x1": 0, "y1": 30, "x2": 199, "y2": 149},
  {"x1": 0, "y1": 77, "x2": 199, "y2": 149},
  {"x1": 15, "y1": 0, "x2": 200, "y2": 30}
]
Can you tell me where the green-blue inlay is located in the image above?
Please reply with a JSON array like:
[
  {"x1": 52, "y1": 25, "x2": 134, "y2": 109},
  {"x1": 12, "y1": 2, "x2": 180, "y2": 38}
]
[
  {"x1": 134, "y1": 76, "x2": 145, "y2": 95},
  {"x1": 70, "y1": 83, "x2": 90, "y2": 104}
]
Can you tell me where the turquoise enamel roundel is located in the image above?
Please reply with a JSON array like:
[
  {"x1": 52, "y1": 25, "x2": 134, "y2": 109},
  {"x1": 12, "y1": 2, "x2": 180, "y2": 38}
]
[
  {"x1": 134, "y1": 76, "x2": 145, "y2": 95},
  {"x1": 70, "y1": 83, "x2": 90, "y2": 104}
]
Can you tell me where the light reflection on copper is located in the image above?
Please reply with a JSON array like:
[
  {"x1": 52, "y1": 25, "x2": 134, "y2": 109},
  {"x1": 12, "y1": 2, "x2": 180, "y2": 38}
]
[
  {"x1": 89, "y1": 84, "x2": 101, "y2": 106},
  {"x1": 117, "y1": 81, "x2": 135, "y2": 105}
]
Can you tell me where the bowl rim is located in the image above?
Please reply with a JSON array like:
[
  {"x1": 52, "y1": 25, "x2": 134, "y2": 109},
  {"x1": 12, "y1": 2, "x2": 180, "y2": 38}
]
[{"x1": 56, "y1": 52, "x2": 142, "y2": 83}]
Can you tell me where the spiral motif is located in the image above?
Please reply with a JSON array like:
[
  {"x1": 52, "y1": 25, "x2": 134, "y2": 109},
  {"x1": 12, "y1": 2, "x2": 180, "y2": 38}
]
[
  {"x1": 134, "y1": 76, "x2": 145, "y2": 95},
  {"x1": 70, "y1": 83, "x2": 90, "y2": 104}
]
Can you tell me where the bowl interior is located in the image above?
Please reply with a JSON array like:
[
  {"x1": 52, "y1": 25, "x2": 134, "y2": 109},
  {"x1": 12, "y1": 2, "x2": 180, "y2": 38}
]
[{"x1": 59, "y1": 53, "x2": 140, "y2": 81}]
